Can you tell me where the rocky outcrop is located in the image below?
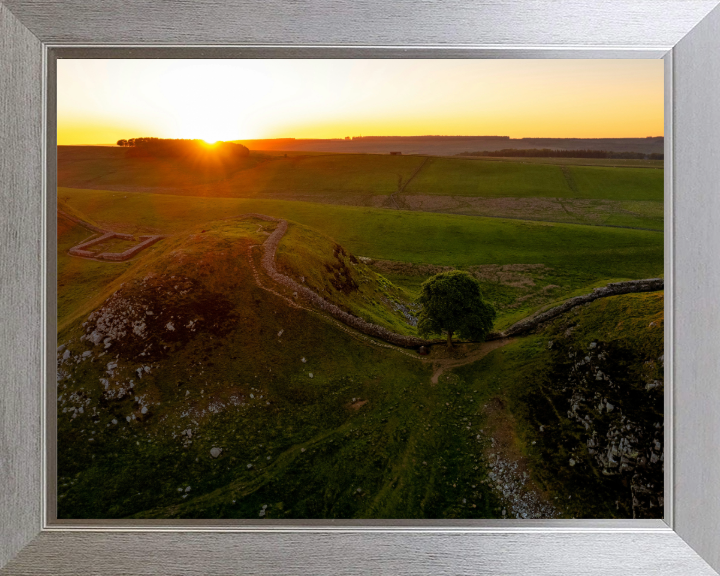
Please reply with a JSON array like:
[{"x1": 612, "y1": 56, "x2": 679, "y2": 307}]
[
  {"x1": 488, "y1": 278, "x2": 664, "y2": 340},
  {"x1": 529, "y1": 339, "x2": 664, "y2": 518}
]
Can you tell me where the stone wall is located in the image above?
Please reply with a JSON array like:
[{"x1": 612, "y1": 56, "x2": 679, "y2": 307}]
[
  {"x1": 261, "y1": 219, "x2": 433, "y2": 348},
  {"x1": 487, "y1": 278, "x2": 664, "y2": 340},
  {"x1": 98, "y1": 235, "x2": 164, "y2": 262}
]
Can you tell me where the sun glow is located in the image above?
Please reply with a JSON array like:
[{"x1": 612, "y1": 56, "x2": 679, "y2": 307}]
[{"x1": 57, "y1": 59, "x2": 664, "y2": 145}]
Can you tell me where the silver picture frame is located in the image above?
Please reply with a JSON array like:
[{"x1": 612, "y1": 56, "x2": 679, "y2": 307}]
[{"x1": 2, "y1": 1, "x2": 720, "y2": 574}]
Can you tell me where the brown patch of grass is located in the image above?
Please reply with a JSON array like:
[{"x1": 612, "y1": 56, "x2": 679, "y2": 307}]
[
  {"x1": 468, "y1": 264, "x2": 548, "y2": 288},
  {"x1": 368, "y1": 259, "x2": 455, "y2": 277}
]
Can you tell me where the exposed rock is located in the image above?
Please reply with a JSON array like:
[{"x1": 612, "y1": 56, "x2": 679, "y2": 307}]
[{"x1": 210, "y1": 447, "x2": 222, "y2": 458}]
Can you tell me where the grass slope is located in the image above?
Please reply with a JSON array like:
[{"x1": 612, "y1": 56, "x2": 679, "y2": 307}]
[
  {"x1": 58, "y1": 188, "x2": 663, "y2": 329},
  {"x1": 58, "y1": 147, "x2": 426, "y2": 197},
  {"x1": 449, "y1": 291, "x2": 664, "y2": 518},
  {"x1": 58, "y1": 145, "x2": 260, "y2": 191},
  {"x1": 57, "y1": 218, "x2": 504, "y2": 519},
  {"x1": 59, "y1": 188, "x2": 663, "y2": 276},
  {"x1": 276, "y1": 222, "x2": 418, "y2": 335},
  {"x1": 59, "y1": 147, "x2": 663, "y2": 205},
  {"x1": 405, "y1": 157, "x2": 663, "y2": 202}
]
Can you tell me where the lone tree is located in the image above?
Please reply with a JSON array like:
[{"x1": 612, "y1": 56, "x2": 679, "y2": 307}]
[{"x1": 417, "y1": 270, "x2": 496, "y2": 350}]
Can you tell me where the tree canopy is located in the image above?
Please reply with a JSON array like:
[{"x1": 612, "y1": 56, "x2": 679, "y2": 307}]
[
  {"x1": 417, "y1": 270, "x2": 496, "y2": 349},
  {"x1": 115, "y1": 137, "x2": 249, "y2": 159}
]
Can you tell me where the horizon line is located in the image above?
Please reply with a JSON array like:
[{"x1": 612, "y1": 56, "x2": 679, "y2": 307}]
[{"x1": 59, "y1": 134, "x2": 666, "y2": 146}]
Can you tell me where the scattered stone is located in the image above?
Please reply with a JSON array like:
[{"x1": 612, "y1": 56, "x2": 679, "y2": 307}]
[
  {"x1": 63, "y1": 350, "x2": 71, "y2": 360},
  {"x1": 301, "y1": 357, "x2": 306, "y2": 363},
  {"x1": 589, "y1": 342, "x2": 597, "y2": 349},
  {"x1": 301, "y1": 448, "x2": 306, "y2": 453},
  {"x1": 277, "y1": 329, "x2": 284, "y2": 337},
  {"x1": 185, "y1": 486, "x2": 191, "y2": 492},
  {"x1": 111, "y1": 419, "x2": 117, "y2": 425},
  {"x1": 569, "y1": 458, "x2": 576, "y2": 466},
  {"x1": 141, "y1": 406, "x2": 148, "y2": 414},
  {"x1": 308, "y1": 373, "x2": 313, "y2": 378},
  {"x1": 210, "y1": 447, "x2": 222, "y2": 458},
  {"x1": 247, "y1": 464, "x2": 253, "y2": 469}
]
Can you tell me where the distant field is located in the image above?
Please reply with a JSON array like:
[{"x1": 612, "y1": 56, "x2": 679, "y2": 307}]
[
  {"x1": 59, "y1": 147, "x2": 664, "y2": 206},
  {"x1": 57, "y1": 145, "x2": 260, "y2": 190},
  {"x1": 565, "y1": 165, "x2": 664, "y2": 202},
  {"x1": 59, "y1": 185, "x2": 663, "y2": 331},
  {"x1": 405, "y1": 157, "x2": 664, "y2": 202},
  {"x1": 458, "y1": 155, "x2": 664, "y2": 169},
  {"x1": 58, "y1": 147, "x2": 425, "y2": 197}
]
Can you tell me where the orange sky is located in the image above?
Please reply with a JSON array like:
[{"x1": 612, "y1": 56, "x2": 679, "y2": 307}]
[{"x1": 57, "y1": 59, "x2": 664, "y2": 145}]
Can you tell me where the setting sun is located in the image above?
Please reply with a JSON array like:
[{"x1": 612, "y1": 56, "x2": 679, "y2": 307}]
[{"x1": 56, "y1": 59, "x2": 663, "y2": 145}]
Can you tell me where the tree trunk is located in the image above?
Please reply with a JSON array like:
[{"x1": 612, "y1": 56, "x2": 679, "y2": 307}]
[{"x1": 447, "y1": 330, "x2": 453, "y2": 350}]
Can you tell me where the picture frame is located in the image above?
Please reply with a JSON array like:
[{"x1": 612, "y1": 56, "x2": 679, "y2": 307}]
[{"x1": 1, "y1": 1, "x2": 719, "y2": 574}]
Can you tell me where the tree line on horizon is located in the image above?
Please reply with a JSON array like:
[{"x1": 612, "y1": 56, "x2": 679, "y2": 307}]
[
  {"x1": 456, "y1": 148, "x2": 664, "y2": 160},
  {"x1": 116, "y1": 137, "x2": 249, "y2": 159}
]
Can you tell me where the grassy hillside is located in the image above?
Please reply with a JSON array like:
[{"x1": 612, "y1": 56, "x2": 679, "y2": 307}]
[
  {"x1": 58, "y1": 145, "x2": 260, "y2": 191},
  {"x1": 58, "y1": 187, "x2": 663, "y2": 329},
  {"x1": 457, "y1": 156, "x2": 664, "y2": 168},
  {"x1": 59, "y1": 147, "x2": 663, "y2": 204},
  {"x1": 58, "y1": 188, "x2": 663, "y2": 276},
  {"x1": 58, "y1": 148, "x2": 664, "y2": 230},
  {"x1": 57, "y1": 215, "x2": 135, "y2": 331},
  {"x1": 405, "y1": 157, "x2": 663, "y2": 202},
  {"x1": 566, "y1": 165, "x2": 664, "y2": 202},
  {"x1": 451, "y1": 291, "x2": 664, "y2": 518},
  {"x1": 58, "y1": 147, "x2": 426, "y2": 197},
  {"x1": 57, "y1": 217, "x2": 507, "y2": 520},
  {"x1": 276, "y1": 223, "x2": 419, "y2": 335}
]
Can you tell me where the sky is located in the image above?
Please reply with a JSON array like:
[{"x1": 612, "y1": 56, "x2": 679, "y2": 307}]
[{"x1": 57, "y1": 59, "x2": 664, "y2": 145}]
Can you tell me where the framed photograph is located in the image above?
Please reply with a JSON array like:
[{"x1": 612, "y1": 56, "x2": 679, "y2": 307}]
[{"x1": 2, "y1": 1, "x2": 720, "y2": 574}]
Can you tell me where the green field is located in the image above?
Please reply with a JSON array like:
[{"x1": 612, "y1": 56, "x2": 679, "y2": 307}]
[
  {"x1": 457, "y1": 155, "x2": 664, "y2": 168},
  {"x1": 405, "y1": 157, "x2": 664, "y2": 202},
  {"x1": 57, "y1": 218, "x2": 503, "y2": 520},
  {"x1": 58, "y1": 147, "x2": 664, "y2": 230},
  {"x1": 57, "y1": 146, "x2": 665, "y2": 520},
  {"x1": 59, "y1": 186, "x2": 663, "y2": 331},
  {"x1": 59, "y1": 188, "x2": 662, "y2": 275}
]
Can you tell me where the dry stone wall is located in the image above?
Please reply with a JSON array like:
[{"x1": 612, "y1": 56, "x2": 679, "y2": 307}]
[
  {"x1": 98, "y1": 236, "x2": 164, "y2": 262},
  {"x1": 261, "y1": 219, "x2": 433, "y2": 348},
  {"x1": 488, "y1": 278, "x2": 664, "y2": 340}
]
